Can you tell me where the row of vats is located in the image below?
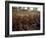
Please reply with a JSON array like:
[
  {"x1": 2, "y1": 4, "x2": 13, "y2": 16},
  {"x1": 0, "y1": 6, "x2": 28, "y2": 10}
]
[{"x1": 12, "y1": 7, "x2": 38, "y2": 11}]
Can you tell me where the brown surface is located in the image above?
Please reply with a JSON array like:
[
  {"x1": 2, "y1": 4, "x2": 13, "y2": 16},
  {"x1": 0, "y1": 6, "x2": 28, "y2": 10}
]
[{"x1": 12, "y1": 8, "x2": 40, "y2": 31}]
